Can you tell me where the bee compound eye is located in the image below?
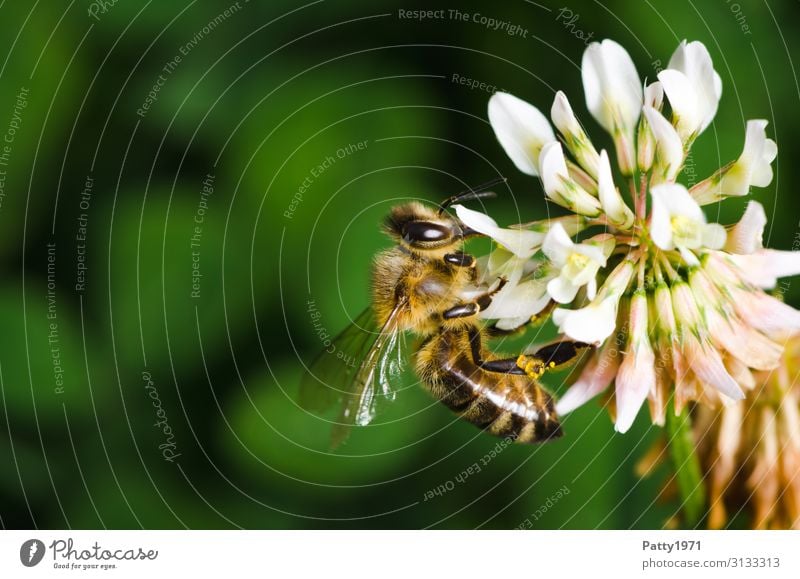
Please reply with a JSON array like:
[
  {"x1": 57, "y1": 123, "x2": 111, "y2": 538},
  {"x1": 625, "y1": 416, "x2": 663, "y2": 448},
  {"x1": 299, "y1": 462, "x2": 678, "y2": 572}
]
[{"x1": 402, "y1": 221, "x2": 451, "y2": 244}]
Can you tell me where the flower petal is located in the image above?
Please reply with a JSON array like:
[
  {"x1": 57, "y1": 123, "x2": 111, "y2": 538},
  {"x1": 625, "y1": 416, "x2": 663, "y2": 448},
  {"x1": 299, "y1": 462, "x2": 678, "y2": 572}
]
[
  {"x1": 553, "y1": 299, "x2": 618, "y2": 345},
  {"x1": 683, "y1": 336, "x2": 745, "y2": 401},
  {"x1": 728, "y1": 249, "x2": 800, "y2": 289},
  {"x1": 556, "y1": 341, "x2": 620, "y2": 414},
  {"x1": 453, "y1": 205, "x2": 542, "y2": 258},
  {"x1": 697, "y1": 120, "x2": 778, "y2": 202},
  {"x1": 657, "y1": 69, "x2": 702, "y2": 141},
  {"x1": 488, "y1": 91, "x2": 556, "y2": 176},
  {"x1": 539, "y1": 142, "x2": 602, "y2": 216},
  {"x1": 597, "y1": 149, "x2": 634, "y2": 228},
  {"x1": 649, "y1": 187, "x2": 674, "y2": 250},
  {"x1": 582, "y1": 39, "x2": 643, "y2": 136},
  {"x1": 480, "y1": 278, "x2": 551, "y2": 320},
  {"x1": 551, "y1": 90, "x2": 600, "y2": 178},
  {"x1": 615, "y1": 293, "x2": 656, "y2": 433},
  {"x1": 666, "y1": 40, "x2": 721, "y2": 134},
  {"x1": 552, "y1": 261, "x2": 634, "y2": 343},
  {"x1": 643, "y1": 106, "x2": 684, "y2": 183},
  {"x1": 725, "y1": 201, "x2": 767, "y2": 254},
  {"x1": 541, "y1": 222, "x2": 574, "y2": 265},
  {"x1": 702, "y1": 223, "x2": 727, "y2": 250},
  {"x1": 547, "y1": 275, "x2": 580, "y2": 304},
  {"x1": 644, "y1": 81, "x2": 663, "y2": 109}
]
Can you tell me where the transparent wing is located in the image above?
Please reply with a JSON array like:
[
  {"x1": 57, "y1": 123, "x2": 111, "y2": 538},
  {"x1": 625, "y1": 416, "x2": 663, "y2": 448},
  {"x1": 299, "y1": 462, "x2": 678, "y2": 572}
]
[{"x1": 299, "y1": 301, "x2": 407, "y2": 448}]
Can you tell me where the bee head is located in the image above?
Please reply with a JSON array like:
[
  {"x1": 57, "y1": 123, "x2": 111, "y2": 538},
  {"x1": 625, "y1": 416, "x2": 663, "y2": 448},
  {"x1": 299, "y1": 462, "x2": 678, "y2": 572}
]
[{"x1": 383, "y1": 202, "x2": 461, "y2": 252}]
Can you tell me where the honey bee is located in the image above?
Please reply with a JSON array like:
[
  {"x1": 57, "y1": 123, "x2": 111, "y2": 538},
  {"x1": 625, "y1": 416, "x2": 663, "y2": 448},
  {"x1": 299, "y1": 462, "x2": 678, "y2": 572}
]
[{"x1": 300, "y1": 182, "x2": 589, "y2": 447}]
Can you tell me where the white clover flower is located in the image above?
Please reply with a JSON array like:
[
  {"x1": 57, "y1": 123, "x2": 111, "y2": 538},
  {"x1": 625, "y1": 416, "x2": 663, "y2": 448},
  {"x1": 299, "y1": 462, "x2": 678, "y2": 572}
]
[
  {"x1": 474, "y1": 37, "x2": 797, "y2": 434},
  {"x1": 542, "y1": 223, "x2": 613, "y2": 303},
  {"x1": 488, "y1": 91, "x2": 556, "y2": 176},
  {"x1": 650, "y1": 183, "x2": 726, "y2": 266},
  {"x1": 658, "y1": 40, "x2": 722, "y2": 142},
  {"x1": 551, "y1": 260, "x2": 634, "y2": 344},
  {"x1": 691, "y1": 120, "x2": 778, "y2": 204},
  {"x1": 582, "y1": 39, "x2": 642, "y2": 174}
]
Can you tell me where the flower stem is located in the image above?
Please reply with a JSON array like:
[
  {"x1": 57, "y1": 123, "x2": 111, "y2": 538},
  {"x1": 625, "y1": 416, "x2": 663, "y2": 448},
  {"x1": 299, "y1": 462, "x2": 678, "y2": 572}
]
[{"x1": 665, "y1": 406, "x2": 707, "y2": 528}]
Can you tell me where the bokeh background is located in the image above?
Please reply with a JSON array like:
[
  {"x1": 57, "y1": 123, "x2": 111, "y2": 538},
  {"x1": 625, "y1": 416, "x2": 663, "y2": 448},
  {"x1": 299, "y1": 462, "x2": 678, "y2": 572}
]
[{"x1": 1, "y1": 0, "x2": 799, "y2": 529}]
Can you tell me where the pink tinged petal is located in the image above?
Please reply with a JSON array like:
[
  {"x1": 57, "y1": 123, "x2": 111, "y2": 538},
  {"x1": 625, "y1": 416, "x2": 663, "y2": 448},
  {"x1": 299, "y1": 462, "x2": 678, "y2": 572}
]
[
  {"x1": 541, "y1": 222, "x2": 575, "y2": 266},
  {"x1": 488, "y1": 92, "x2": 556, "y2": 176},
  {"x1": 597, "y1": 149, "x2": 634, "y2": 228},
  {"x1": 556, "y1": 340, "x2": 621, "y2": 415},
  {"x1": 615, "y1": 293, "x2": 657, "y2": 433},
  {"x1": 642, "y1": 106, "x2": 684, "y2": 183},
  {"x1": 653, "y1": 284, "x2": 689, "y2": 400},
  {"x1": 649, "y1": 359, "x2": 670, "y2": 426},
  {"x1": 725, "y1": 201, "x2": 767, "y2": 254},
  {"x1": 732, "y1": 288, "x2": 800, "y2": 335},
  {"x1": 728, "y1": 249, "x2": 800, "y2": 289},
  {"x1": 581, "y1": 39, "x2": 643, "y2": 136},
  {"x1": 682, "y1": 336, "x2": 745, "y2": 401},
  {"x1": 453, "y1": 205, "x2": 542, "y2": 258},
  {"x1": 551, "y1": 91, "x2": 600, "y2": 179},
  {"x1": 567, "y1": 160, "x2": 599, "y2": 194},
  {"x1": 689, "y1": 270, "x2": 782, "y2": 370},
  {"x1": 725, "y1": 356, "x2": 756, "y2": 390},
  {"x1": 704, "y1": 306, "x2": 782, "y2": 371},
  {"x1": 547, "y1": 275, "x2": 580, "y2": 304},
  {"x1": 666, "y1": 40, "x2": 721, "y2": 134},
  {"x1": 671, "y1": 282, "x2": 744, "y2": 400}
]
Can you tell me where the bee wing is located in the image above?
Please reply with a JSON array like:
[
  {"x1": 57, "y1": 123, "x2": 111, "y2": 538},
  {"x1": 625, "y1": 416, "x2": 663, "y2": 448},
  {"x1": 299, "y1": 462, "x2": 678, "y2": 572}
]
[{"x1": 299, "y1": 300, "x2": 407, "y2": 448}]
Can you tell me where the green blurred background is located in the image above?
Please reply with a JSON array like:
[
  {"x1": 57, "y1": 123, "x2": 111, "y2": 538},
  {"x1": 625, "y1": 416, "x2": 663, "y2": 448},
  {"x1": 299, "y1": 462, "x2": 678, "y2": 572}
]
[{"x1": 0, "y1": 0, "x2": 798, "y2": 529}]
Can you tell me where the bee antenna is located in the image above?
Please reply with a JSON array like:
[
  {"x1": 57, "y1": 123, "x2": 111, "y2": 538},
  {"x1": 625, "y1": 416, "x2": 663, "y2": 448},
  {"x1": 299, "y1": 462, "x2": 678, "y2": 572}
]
[{"x1": 437, "y1": 177, "x2": 506, "y2": 215}]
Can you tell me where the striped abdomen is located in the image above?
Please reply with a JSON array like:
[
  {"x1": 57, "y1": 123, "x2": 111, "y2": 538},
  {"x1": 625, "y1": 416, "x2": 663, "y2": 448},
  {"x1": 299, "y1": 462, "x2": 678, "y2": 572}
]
[{"x1": 415, "y1": 328, "x2": 562, "y2": 443}]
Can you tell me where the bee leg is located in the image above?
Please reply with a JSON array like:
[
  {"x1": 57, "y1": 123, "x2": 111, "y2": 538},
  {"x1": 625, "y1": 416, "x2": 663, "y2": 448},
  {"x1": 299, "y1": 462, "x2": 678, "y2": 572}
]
[
  {"x1": 515, "y1": 340, "x2": 593, "y2": 379},
  {"x1": 442, "y1": 278, "x2": 508, "y2": 320},
  {"x1": 466, "y1": 327, "x2": 526, "y2": 375},
  {"x1": 443, "y1": 251, "x2": 476, "y2": 268}
]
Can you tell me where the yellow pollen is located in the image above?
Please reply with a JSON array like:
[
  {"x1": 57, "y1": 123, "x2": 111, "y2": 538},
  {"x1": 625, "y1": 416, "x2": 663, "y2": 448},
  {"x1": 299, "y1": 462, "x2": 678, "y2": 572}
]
[
  {"x1": 567, "y1": 252, "x2": 590, "y2": 269},
  {"x1": 670, "y1": 215, "x2": 694, "y2": 238},
  {"x1": 516, "y1": 355, "x2": 546, "y2": 379}
]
